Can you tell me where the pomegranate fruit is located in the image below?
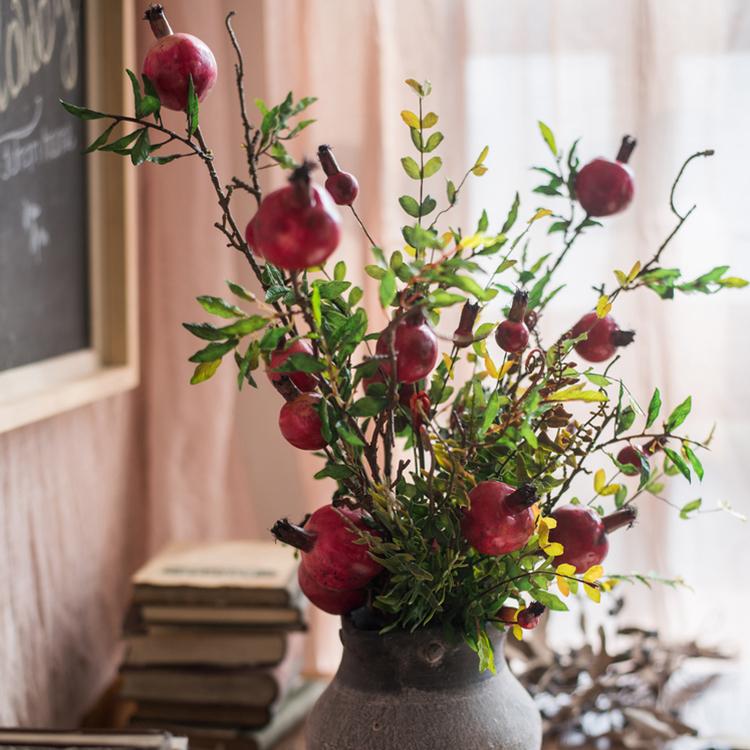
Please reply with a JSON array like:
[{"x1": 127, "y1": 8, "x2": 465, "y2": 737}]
[
  {"x1": 550, "y1": 505, "x2": 637, "y2": 572},
  {"x1": 272, "y1": 505, "x2": 381, "y2": 590},
  {"x1": 495, "y1": 290, "x2": 530, "y2": 353},
  {"x1": 254, "y1": 163, "x2": 341, "y2": 270},
  {"x1": 617, "y1": 444, "x2": 644, "y2": 473},
  {"x1": 575, "y1": 135, "x2": 636, "y2": 217},
  {"x1": 572, "y1": 312, "x2": 635, "y2": 363},
  {"x1": 453, "y1": 301, "x2": 480, "y2": 349},
  {"x1": 142, "y1": 5, "x2": 217, "y2": 112},
  {"x1": 317, "y1": 144, "x2": 359, "y2": 206},
  {"x1": 278, "y1": 393, "x2": 326, "y2": 451},
  {"x1": 375, "y1": 310, "x2": 439, "y2": 384},
  {"x1": 461, "y1": 481, "x2": 538, "y2": 555},
  {"x1": 297, "y1": 563, "x2": 365, "y2": 615},
  {"x1": 496, "y1": 602, "x2": 545, "y2": 630},
  {"x1": 267, "y1": 339, "x2": 317, "y2": 393},
  {"x1": 244, "y1": 215, "x2": 261, "y2": 256}
]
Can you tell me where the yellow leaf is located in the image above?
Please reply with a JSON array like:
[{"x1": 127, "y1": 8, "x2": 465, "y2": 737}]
[
  {"x1": 556, "y1": 562, "x2": 575, "y2": 576},
  {"x1": 459, "y1": 233, "x2": 484, "y2": 250},
  {"x1": 601, "y1": 578, "x2": 618, "y2": 592},
  {"x1": 626, "y1": 260, "x2": 641, "y2": 283},
  {"x1": 557, "y1": 576, "x2": 570, "y2": 597},
  {"x1": 583, "y1": 564, "x2": 604, "y2": 583},
  {"x1": 584, "y1": 583, "x2": 601, "y2": 603},
  {"x1": 720, "y1": 276, "x2": 749, "y2": 288},
  {"x1": 599, "y1": 482, "x2": 621, "y2": 496},
  {"x1": 542, "y1": 542, "x2": 564, "y2": 557},
  {"x1": 475, "y1": 145, "x2": 489, "y2": 166},
  {"x1": 471, "y1": 165, "x2": 488, "y2": 176},
  {"x1": 512, "y1": 624, "x2": 524, "y2": 640},
  {"x1": 528, "y1": 208, "x2": 553, "y2": 224},
  {"x1": 403, "y1": 244, "x2": 416, "y2": 257},
  {"x1": 614, "y1": 270, "x2": 628, "y2": 286},
  {"x1": 595, "y1": 295, "x2": 612, "y2": 318},
  {"x1": 441, "y1": 231, "x2": 453, "y2": 245},
  {"x1": 400, "y1": 110, "x2": 420, "y2": 128},
  {"x1": 546, "y1": 386, "x2": 608, "y2": 403},
  {"x1": 539, "y1": 516, "x2": 558, "y2": 531},
  {"x1": 498, "y1": 359, "x2": 514, "y2": 378},
  {"x1": 421, "y1": 112, "x2": 438, "y2": 128},
  {"x1": 484, "y1": 353, "x2": 498, "y2": 379},
  {"x1": 442, "y1": 352, "x2": 455, "y2": 378},
  {"x1": 594, "y1": 469, "x2": 606, "y2": 493}
]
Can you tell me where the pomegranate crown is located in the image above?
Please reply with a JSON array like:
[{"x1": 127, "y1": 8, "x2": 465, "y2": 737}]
[
  {"x1": 506, "y1": 483, "x2": 538, "y2": 512},
  {"x1": 616, "y1": 135, "x2": 637, "y2": 164}
]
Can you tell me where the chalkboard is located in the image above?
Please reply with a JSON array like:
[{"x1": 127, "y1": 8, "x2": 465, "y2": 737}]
[{"x1": 0, "y1": 0, "x2": 89, "y2": 372}]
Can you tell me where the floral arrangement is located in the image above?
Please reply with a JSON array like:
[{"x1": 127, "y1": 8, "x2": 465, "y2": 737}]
[{"x1": 63, "y1": 6, "x2": 746, "y2": 671}]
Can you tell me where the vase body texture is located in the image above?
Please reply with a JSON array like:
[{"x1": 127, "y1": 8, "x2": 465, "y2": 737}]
[{"x1": 306, "y1": 617, "x2": 542, "y2": 749}]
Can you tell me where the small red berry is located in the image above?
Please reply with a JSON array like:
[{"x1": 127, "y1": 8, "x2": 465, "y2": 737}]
[
  {"x1": 254, "y1": 163, "x2": 342, "y2": 271},
  {"x1": 375, "y1": 310, "x2": 438, "y2": 385},
  {"x1": 278, "y1": 393, "x2": 326, "y2": 451},
  {"x1": 572, "y1": 312, "x2": 635, "y2": 363},
  {"x1": 142, "y1": 5, "x2": 217, "y2": 112},
  {"x1": 461, "y1": 481, "x2": 538, "y2": 555},
  {"x1": 575, "y1": 136, "x2": 636, "y2": 217},
  {"x1": 517, "y1": 601, "x2": 546, "y2": 630},
  {"x1": 267, "y1": 339, "x2": 317, "y2": 393},
  {"x1": 317, "y1": 144, "x2": 359, "y2": 206},
  {"x1": 495, "y1": 290, "x2": 530, "y2": 354},
  {"x1": 617, "y1": 444, "x2": 644, "y2": 474},
  {"x1": 550, "y1": 505, "x2": 637, "y2": 572},
  {"x1": 297, "y1": 564, "x2": 365, "y2": 615}
]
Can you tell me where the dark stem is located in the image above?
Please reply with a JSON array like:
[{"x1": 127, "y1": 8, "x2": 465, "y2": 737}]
[
  {"x1": 602, "y1": 506, "x2": 638, "y2": 534},
  {"x1": 611, "y1": 328, "x2": 635, "y2": 348},
  {"x1": 616, "y1": 135, "x2": 637, "y2": 164},
  {"x1": 271, "y1": 518, "x2": 316, "y2": 552}
]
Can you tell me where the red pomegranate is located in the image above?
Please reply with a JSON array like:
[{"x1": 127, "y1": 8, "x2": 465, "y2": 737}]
[
  {"x1": 452, "y1": 301, "x2": 480, "y2": 349},
  {"x1": 142, "y1": 5, "x2": 217, "y2": 112},
  {"x1": 550, "y1": 505, "x2": 637, "y2": 572},
  {"x1": 375, "y1": 310, "x2": 438, "y2": 384},
  {"x1": 254, "y1": 164, "x2": 341, "y2": 271},
  {"x1": 575, "y1": 136, "x2": 636, "y2": 217},
  {"x1": 244, "y1": 215, "x2": 261, "y2": 256},
  {"x1": 278, "y1": 393, "x2": 326, "y2": 451},
  {"x1": 267, "y1": 339, "x2": 317, "y2": 393},
  {"x1": 496, "y1": 602, "x2": 545, "y2": 630},
  {"x1": 617, "y1": 444, "x2": 644, "y2": 473},
  {"x1": 572, "y1": 312, "x2": 635, "y2": 363},
  {"x1": 461, "y1": 481, "x2": 538, "y2": 555},
  {"x1": 317, "y1": 144, "x2": 359, "y2": 206},
  {"x1": 495, "y1": 290, "x2": 530, "y2": 354},
  {"x1": 297, "y1": 564, "x2": 365, "y2": 615}
]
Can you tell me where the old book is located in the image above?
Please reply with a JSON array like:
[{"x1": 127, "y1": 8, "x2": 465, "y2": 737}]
[
  {"x1": 0, "y1": 729, "x2": 187, "y2": 750},
  {"x1": 134, "y1": 603, "x2": 304, "y2": 629},
  {"x1": 129, "y1": 702, "x2": 272, "y2": 730},
  {"x1": 123, "y1": 630, "x2": 301, "y2": 669},
  {"x1": 120, "y1": 631, "x2": 305, "y2": 709},
  {"x1": 132, "y1": 541, "x2": 300, "y2": 608},
  {"x1": 128, "y1": 679, "x2": 326, "y2": 750}
]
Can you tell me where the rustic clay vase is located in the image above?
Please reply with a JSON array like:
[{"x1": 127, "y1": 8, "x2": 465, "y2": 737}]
[{"x1": 306, "y1": 616, "x2": 542, "y2": 749}]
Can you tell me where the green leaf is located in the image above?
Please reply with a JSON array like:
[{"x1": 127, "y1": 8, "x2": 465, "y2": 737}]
[
  {"x1": 350, "y1": 396, "x2": 386, "y2": 418},
  {"x1": 646, "y1": 388, "x2": 662, "y2": 429},
  {"x1": 477, "y1": 209, "x2": 489, "y2": 233},
  {"x1": 334, "y1": 261, "x2": 347, "y2": 281},
  {"x1": 422, "y1": 156, "x2": 442, "y2": 178},
  {"x1": 130, "y1": 127, "x2": 151, "y2": 166},
  {"x1": 60, "y1": 99, "x2": 106, "y2": 120},
  {"x1": 85, "y1": 123, "x2": 117, "y2": 153},
  {"x1": 197, "y1": 295, "x2": 245, "y2": 318},
  {"x1": 420, "y1": 196, "x2": 437, "y2": 216},
  {"x1": 219, "y1": 315, "x2": 268, "y2": 336},
  {"x1": 275, "y1": 352, "x2": 326, "y2": 373},
  {"x1": 683, "y1": 444, "x2": 705, "y2": 481},
  {"x1": 424, "y1": 131, "x2": 444, "y2": 152},
  {"x1": 336, "y1": 422, "x2": 366, "y2": 447},
  {"x1": 448, "y1": 275, "x2": 497, "y2": 302},
  {"x1": 314, "y1": 464, "x2": 355, "y2": 481},
  {"x1": 182, "y1": 321, "x2": 225, "y2": 341},
  {"x1": 665, "y1": 396, "x2": 692, "y2": 432},
  {"x1": 446, "y1": 180, "x2": 457, "y2": 205},
  {"x1": 479, "y1": 391, "x2": 503, "y2": 437},
  {"x1": 409, "y1": 127, "x2": 423, "y2": 151},
  {"x1": 537, "y1": 121, "x2": 557, "y2": 156},
  {"x1": 679, "y1": 498, "x2": 702, "y2": 520},
  {"x1": 664, "y1": 446, "x2": 691, "y2": 482},
  {"x1": 141, "y1": 74, "x2": 161, "y2": 118},
  {"x1": 189, "y1": 338, "x2": 238, "y2": 363},
  {"x1": 125, "y1": 69, "x2": 142, "y2": 115},
  {"x1": 532, "y1": 589, "x2": 569, "y2": 611},
  {"x1": 226, "y1": 280, "x2": 256, "y2": 302},
  {"x1": 520, "y1": 422, "x2": 538, "y2": 449},
  {"x1": 187, "y1": 74, "x2": 199, "y2": 136},
  {"x1": 401, "y1": 156, "x2": 421, "y2": 179},
  {"x1": 311, "y1": 285, "x2": 322, "y2": 328},
  {"x1": 379, "y1": 270, "x2": 398, "y2": 308},
  {"x1": 430, "y1": 291, "x2": 466, "y2": 307},
  {"x1": 585, "y1": 372, "x2": 611, "y2": 388},
  {"x1": 399, "y1": 195, "x2": 420, "y2": 218},
  {"x1": 616, "y1": 405, "x2": 636, "y2": 435},
  {"x1": 365, "y1": 264, "x2": 387, "y2": 280},
  {"x1": 259, "y1": 326, "x2": 289, "y2": 352},
  {"x1": 501, "y1": 192, "x2": 520, "y2": 234},
  {"x1": 100, "y1": 129, "x2": 142, "y2": 153},
  {"x1": 190, "y1": 359, "x2": 222, "y2": 384},
  {"x1": 315, "y1": 280, "x2": 350, "y2": 299}
]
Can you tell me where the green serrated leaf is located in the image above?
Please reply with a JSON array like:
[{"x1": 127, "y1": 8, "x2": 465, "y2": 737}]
[
  {"x1": 197, "y1": 295, "x2": 245, "y2": 318},
  {"x1": 182, "y1": 321, "x2": 225, "y2": 341},
  {"x1": 189, "y1": 338, "x2": 239, "y2": 363},
  {"x1": 219, "y1": 315, "x2": 268, "y2": 336}
]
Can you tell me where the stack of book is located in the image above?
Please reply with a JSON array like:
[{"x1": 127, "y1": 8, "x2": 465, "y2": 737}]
[{"x1": 119, "y1": 541, "x2": 323, "y2": 750}]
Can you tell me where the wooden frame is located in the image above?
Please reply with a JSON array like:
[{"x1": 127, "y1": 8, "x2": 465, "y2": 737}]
[{"x1": 0, "y1": 0, "x2": 138, "y2": 433}]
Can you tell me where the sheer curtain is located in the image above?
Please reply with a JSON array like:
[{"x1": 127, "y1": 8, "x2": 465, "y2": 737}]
[{"x1": 257, "y1": 0, "x2": 750, "y2": 675}]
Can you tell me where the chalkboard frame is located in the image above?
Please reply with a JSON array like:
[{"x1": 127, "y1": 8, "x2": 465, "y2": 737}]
[{"x1": 0, "y1": 1, "x2": 138, "y2": 433}]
